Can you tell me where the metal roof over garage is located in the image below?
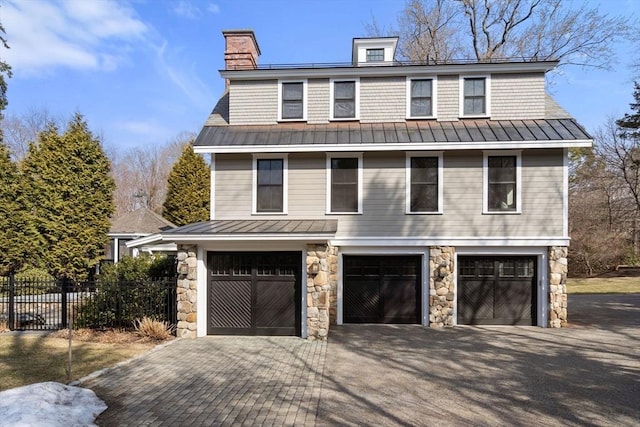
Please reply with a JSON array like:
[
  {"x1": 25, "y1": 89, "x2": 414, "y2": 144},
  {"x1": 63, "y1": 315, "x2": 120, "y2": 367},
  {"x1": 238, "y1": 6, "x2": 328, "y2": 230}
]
[{"x1": 193, "y1": 119, "x2": 592, "y2": 153}]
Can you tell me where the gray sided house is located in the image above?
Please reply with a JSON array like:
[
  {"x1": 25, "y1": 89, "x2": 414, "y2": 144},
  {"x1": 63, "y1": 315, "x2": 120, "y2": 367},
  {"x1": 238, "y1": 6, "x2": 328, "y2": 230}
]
[
  {"x1": 131, "y1": 30, "x2": 592, "y2": 339},
  {"x1": 107, "y1": 208, "x2": 177, "y2": 262}
]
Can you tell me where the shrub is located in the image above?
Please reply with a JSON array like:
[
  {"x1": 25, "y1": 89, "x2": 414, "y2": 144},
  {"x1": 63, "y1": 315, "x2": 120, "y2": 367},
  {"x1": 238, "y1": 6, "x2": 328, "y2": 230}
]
[
  {"x1": 133, "y1": 316, "x2": 175, "y2": 340},
  {"x1": 75, "y1": 255, "x2": 176, "y2": 329}
]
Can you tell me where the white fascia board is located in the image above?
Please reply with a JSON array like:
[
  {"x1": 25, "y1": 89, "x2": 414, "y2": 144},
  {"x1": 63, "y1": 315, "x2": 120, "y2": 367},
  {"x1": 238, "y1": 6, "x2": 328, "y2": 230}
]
[
  {"x1": 330, "y1": 236, "x2": 570, "y2": 247},
  {"x1": 194, "y1": 139, "x2": 593, "y2": 154},
  {"x1": 108, "y1": 232, "x2": 148, "y2": 239},
  {"x1": 219, "y1": 61, "x2": 558, "y2": 81},
  {"x1": 160, "y1": 233, "x2": 336, "y2": 243},
  {"x1": 126, "y1": 233, "x2": 163, "y2": 248}
]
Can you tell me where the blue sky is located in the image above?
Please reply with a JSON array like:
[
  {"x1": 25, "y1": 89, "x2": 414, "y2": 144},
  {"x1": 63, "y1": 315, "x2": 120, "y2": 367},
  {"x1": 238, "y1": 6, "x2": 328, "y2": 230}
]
[{"x1": 1, "y1": 0, "x2": 639, "y2": 153}]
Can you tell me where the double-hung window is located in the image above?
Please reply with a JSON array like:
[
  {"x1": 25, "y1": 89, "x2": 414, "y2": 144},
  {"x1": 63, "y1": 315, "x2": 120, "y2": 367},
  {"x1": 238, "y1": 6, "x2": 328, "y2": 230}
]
[
  {"x1": 279, "y1": 80, "x2": 306, "y2": 121},
  {"x1": 461, "y1": 76, "x2": 490, "y2": 117},
  {"x1": 331, "y1": 79, "x2": 359, "y2": 120},
  {"x1": 327, "y1": 154, "x2": 362, "y2": 214},
  {"x1": 484, "y1": 152, "x2": 521, "y2": 213},
  {"x1": 406, "y1": 153, "x2": 442, "y2": 213},
  {"x1": 253, "y1": 156, "x2": 287, "y2": 214},
  {"x1": 366, "y1": 48, "x2": 384, "y2": 62},
  {"x1": 407, "y1": 78, "x2": 436, "y2": 118}
]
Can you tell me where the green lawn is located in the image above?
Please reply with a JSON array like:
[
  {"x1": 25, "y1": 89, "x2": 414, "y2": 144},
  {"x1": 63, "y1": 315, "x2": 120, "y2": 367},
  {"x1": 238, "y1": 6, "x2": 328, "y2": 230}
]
[{"x1": 567, "y1": 276, "x2": 640, "y2": 294}]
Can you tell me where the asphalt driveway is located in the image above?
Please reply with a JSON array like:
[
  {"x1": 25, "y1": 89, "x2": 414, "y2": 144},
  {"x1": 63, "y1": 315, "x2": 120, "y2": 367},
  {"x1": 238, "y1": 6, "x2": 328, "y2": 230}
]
[{"x1": 82, "y1": 294, "x2": 640, "y2": 426}]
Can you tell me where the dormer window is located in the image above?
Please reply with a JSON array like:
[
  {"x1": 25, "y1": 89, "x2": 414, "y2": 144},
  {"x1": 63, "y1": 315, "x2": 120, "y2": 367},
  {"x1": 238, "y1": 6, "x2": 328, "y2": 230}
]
[
  {"x1": 407, "y1": 77, "x2": 437, "y2": 118},
  {"x1": 330, "y1": 78, "x2": 359, "y2": 120},
  {"x1": 460, "y1": 76, "x2": 491, "y2": 117},
  {"x1": 278, "y1": 80, "x2": 307, "y2": 121},
  {"x1": 366, "y1": 48, "x2": 384, "y2": 62}
]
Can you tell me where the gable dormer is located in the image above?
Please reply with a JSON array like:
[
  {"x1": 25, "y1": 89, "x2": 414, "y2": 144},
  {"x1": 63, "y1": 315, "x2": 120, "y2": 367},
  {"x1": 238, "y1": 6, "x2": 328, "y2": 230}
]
[{"x1": 352, "y1": 37, "x2": 398, "y2": 65}]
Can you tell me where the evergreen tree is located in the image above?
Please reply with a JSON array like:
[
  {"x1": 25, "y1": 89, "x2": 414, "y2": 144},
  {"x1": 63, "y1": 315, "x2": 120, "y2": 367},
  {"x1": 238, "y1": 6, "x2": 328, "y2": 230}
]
[
  {"x1": 22, "y1": 114, "x2": 115, "y2": 280},
  {"x1": 0, "y1": 142, "x2": 41, "y2": 275},
  {"x1": 163, "y1": 144, "x2": 210, "y2": 226},
  {"x1": 616, "y1": 82, "x2": 640, "y2": 140}
]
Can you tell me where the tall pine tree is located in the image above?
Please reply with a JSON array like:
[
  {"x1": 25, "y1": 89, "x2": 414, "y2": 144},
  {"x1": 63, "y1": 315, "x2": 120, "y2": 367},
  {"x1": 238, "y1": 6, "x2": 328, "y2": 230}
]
[
  {"x1": 616, "y1": 82, "x2": 640, "y2": 140},
  {"x1": 22, "y1": 114, "x2": 115, "y2": 280},
  {"x1": 0, "y1": 142, "x2": 41, "y2": 275},
  {"x1": 163, "y1": 144, "x2": 210, "y2": 226}
]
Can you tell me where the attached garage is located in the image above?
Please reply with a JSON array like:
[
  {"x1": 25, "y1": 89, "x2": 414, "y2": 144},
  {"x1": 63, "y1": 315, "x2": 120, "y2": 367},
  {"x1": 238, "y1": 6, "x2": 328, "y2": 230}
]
[
  {"x1": 457, "y1": 256, "x2": 537, "y2": 325},
  {"x1": 207, "y1": 252, "x2": 302, "y2": 336},
  {"x1": 343, "y1": 255, "x2": 421, "y2": 324}
]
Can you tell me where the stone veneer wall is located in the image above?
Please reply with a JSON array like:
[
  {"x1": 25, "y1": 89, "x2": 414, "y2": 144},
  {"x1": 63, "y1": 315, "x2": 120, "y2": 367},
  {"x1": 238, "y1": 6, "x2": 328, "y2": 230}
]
[
  {"x1": 306, "y1": 243, "x2": 338, "y2": 340},
  {"x1": 176, "y1": 245, "x2": 198, "y2": 338},
  {"x1": 548, "y1": 246, "x2": 568, "y2": 327},
  {"x1": 429, "y1": 246, "x2": 455, "y2": 327}
]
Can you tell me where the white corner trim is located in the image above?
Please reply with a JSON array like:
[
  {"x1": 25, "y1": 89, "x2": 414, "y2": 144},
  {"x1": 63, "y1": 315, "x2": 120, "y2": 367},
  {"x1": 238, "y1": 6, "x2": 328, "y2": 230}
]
[
  {"x1": 197, "y1": 246, "x2": 207, "y2": 337},
  {"x1": 210, "y1": 154, "x2": 215, "y2": 221},
  {"x1": 562, "y1": 147, "x2": 569, "y2": 237}
]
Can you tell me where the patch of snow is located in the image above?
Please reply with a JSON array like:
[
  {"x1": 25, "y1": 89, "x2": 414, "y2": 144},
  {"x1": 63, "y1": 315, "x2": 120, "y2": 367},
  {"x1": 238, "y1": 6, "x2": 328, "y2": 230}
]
[{"x1": 0, "y1": 382, "x2": 106, "y2": 427}]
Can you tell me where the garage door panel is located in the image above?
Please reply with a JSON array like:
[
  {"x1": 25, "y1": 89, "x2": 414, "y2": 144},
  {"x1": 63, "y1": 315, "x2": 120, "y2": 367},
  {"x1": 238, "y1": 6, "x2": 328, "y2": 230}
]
[
  {"x1": 207, "y1": 252, "x2": 301, "y2": 336},
  {"x1": 494, "y1": 280, "x2": 533, "y2": 322},
  {"x1": 458, "y1": 279, "x2": 495, "y2": 322},
  {"x1": 255, "y1": 280, "x2": 296, "y2": 328},
  {"x1": 344, "y1": 256, "x2": 421, "y2": 324},
  {"x1": 458, "y1": 256, "x2": 536, "y2": 326},
  {"x1": 382, "y1": 278, "x2": 419, "y2": 323},
  {"x1": 344, "y1": 279, "x2": 380, "y2": 323},
  {"x1": 209, "y1": 280, "x2": 252, "y2": 329}
]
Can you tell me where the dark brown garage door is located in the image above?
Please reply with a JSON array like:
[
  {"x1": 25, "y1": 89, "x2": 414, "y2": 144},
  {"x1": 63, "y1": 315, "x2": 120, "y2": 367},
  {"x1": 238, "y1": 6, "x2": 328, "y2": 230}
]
[
  {"x1": 458, "y1": 256, "x2": 537, "y2": 325},
  {"x1": 343, "y1": 256, "x2": 421, "y2": 324},
  {"x1": 207, "y1": 252, "x2": 301, "y2": 336}
]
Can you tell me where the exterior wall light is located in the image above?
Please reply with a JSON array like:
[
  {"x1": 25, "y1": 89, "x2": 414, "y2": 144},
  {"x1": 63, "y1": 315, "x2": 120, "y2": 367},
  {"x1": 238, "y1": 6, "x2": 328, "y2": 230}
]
[{"x1": 308, "y1": 260, "x2": 320, "y2": 275}]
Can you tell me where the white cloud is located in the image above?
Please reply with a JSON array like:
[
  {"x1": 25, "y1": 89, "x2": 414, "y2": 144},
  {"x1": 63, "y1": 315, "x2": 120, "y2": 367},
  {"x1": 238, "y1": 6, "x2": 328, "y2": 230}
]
[
  {"x1": 172, "y1": 0, "x2": 201, "y2": 19},
  {"x1": 1, "y1": 0, "x2": 148, "y2": 77},
  {"x1": 154, "y1": 41, "x2": 214, "y2": 111},
  {"x1": 171, "y1": 1, "x2": 220, "y2": 19}
]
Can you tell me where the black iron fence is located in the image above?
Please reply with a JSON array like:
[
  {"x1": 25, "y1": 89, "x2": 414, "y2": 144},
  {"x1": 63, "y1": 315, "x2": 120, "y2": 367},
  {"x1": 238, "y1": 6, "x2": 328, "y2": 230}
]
[{"x1": 0, "y1": 274, "x2": 177, "y2": 331}]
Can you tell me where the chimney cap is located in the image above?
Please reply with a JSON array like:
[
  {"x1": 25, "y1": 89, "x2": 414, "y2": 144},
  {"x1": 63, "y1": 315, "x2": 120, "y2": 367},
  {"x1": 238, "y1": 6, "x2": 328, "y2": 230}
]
[{"x1": 222, "y1": 29, "x2": 261, "y2": 56}]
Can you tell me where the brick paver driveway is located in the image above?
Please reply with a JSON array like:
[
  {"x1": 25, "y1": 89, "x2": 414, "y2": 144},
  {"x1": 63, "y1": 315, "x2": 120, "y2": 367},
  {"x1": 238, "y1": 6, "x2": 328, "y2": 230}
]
[{"x1": 82, "y1": 294, "x2": 640, "y2": 426}]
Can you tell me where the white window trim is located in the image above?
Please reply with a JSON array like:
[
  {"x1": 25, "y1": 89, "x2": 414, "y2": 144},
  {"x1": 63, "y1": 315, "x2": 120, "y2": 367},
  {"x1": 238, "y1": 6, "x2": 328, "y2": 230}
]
[
  {"x1": 326, "y1": 152, "x2": 363, "y2": 214},
  {"x1": 406, "y1": 77, "x2": 437, "y2": 119},
  {"x1": 405, "y1": 151, "x2": 443, "y2": 214},
  {"x1": 252, "y1": 154, "x2": 288, "y2": 215},
  {"x1": 330, "y1": 78, "x2": 360, "y2": 121},
  {"x1": 483, "y1": 150, "x2": 522, "y2": 215},
  {"x1": 277, "y1": 79, "x2": 307, "y2": 122},
  {"x1": 459, "y1": 75, "x2": 491, "y2": 118}
]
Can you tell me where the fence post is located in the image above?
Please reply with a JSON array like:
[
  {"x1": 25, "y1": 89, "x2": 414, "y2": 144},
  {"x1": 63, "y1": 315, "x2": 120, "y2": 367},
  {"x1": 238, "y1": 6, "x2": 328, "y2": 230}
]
[
  {"x1": 61, "y1": 278, "x2": 68, "y2": 329},
  {"x1": 8, "y1": 271, "x2": 15, "y2": 331}
]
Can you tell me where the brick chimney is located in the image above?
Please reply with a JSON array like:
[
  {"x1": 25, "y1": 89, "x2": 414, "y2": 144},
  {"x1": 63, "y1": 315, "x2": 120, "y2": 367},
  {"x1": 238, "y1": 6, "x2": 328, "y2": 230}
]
[{"x1": 223, "y1": 29, "x2": 261, "y2": 71}]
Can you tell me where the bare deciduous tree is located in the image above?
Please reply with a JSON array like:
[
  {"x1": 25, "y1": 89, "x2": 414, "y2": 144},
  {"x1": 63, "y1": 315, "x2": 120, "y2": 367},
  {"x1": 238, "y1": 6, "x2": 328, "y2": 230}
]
[
  {"x1": 368, "y1": 0, "x2": 630, "y2": 68},
  {"x1": 1, "y1": 107, "x2": 63, "y2": 161},
  {"x1": 110, "y1": 131, "x2": 195, "y2": 216}
]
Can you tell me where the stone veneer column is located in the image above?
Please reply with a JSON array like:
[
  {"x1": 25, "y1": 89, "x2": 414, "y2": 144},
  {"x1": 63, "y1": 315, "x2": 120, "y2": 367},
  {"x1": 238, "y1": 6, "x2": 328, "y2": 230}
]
[
  {"x1": 306, "y1": 243, "x2": 338, "y2": 340},
  {"x1": 176, "y1": 245, "x2": 198, "y2": 338},
  {"x1": 548, "y1": 246, "x2": 568, "y2": 327},
  {"x1": 429, "y1": 246, "x2": 455, "y2": 327}
]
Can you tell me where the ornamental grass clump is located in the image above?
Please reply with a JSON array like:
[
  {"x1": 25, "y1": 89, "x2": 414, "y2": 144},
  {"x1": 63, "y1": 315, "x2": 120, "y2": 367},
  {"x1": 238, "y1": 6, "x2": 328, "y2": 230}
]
[{"x1": 133, "y1": 317, "x2": 175, "y2": 341}]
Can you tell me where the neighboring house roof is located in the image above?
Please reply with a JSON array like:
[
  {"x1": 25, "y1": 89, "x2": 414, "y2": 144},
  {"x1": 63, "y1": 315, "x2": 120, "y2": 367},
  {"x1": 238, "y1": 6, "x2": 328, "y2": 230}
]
[
  {"x1": 128, "y1": 219, "x2": 338, "y2": 247},
  {"x1": 109, "y1": 208, "x2": 177, "y2": 235},
  {"x1": 193, "y1": 118, "x2": 591, "y2": 153}
]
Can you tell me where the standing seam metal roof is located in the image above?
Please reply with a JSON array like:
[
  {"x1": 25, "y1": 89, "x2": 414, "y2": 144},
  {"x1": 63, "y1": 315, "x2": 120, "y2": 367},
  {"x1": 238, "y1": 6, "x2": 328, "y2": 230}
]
[{"x1": 193, "y1": 119, "x2": 591, "y2": 148}]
